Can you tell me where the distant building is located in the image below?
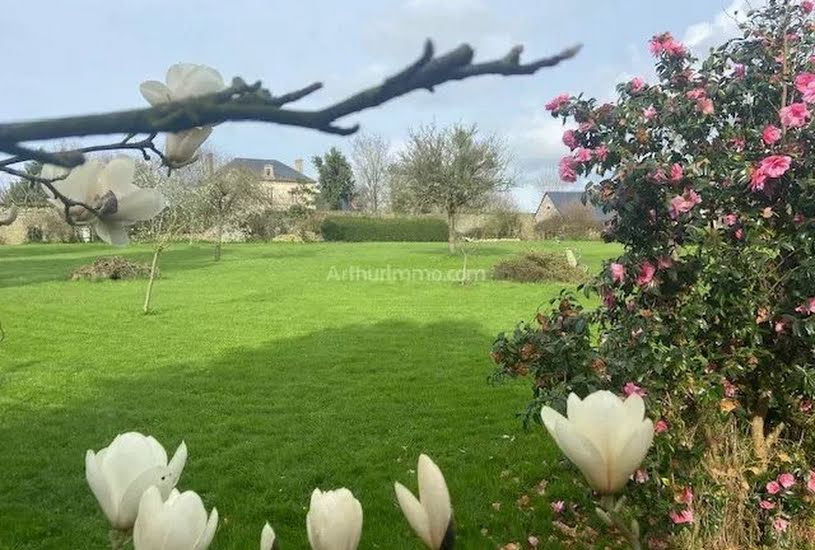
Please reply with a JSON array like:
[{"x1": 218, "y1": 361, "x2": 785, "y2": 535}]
[
  {"x1": 225, "y1": 157, "x2": 317, "y2": 210},
  {"x1": 534, "y1": 191, "x2": 609, "y2": 223}
]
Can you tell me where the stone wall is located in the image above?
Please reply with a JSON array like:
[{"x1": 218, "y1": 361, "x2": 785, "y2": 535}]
[{"x1": 0, "y1": 207, "x2": 77, "y2": 245}]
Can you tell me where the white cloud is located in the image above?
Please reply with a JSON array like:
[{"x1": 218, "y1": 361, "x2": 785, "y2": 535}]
[{"x1": 683, "y1": 0, "x2": 754, "y2": 53}]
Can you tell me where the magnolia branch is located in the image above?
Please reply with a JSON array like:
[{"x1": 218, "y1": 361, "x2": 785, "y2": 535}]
[{"x1": 0, "y1": 40, "x2": 581, "y2": 169}]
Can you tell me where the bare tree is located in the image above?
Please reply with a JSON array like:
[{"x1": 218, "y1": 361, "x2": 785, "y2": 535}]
[
  {"x1": 393, "y1": 124, "x2": 511, "y2": 253},
  {"x1": 351, "y1": 133, "x2": 391, "y2": 213}
]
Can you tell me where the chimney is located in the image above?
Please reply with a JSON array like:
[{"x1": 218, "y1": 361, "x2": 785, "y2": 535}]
[{"x1": 294, "y1": 158, "x2": 304, "y2": 174}]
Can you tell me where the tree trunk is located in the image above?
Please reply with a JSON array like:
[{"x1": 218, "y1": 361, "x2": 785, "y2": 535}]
[
  {"x1": 447, "y1": 210, "x2": 456, "y2": 254},
  {"x1": 143, "y1": 245, "x2": 163, "y2": 315},
  {"x1": 214, "y1": 216, "x2": 223, "y2": 261}
]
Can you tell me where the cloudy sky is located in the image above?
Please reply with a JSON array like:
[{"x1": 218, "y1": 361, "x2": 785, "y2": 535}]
[{"x1": 3, "y1": 0, "x2": 751, "y2": 211}]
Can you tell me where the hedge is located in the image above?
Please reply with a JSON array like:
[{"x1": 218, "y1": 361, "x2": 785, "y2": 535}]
[{"x1": 320, "y1": 216, "x2": 448, "y2": 242}]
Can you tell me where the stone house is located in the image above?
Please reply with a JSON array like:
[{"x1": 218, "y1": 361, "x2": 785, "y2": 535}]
[
  {"x1": 534, "y1": 191, "x2": 609, "y2": 223},
  {"x1": 224, "y1": 157, "x2": 317, "y2": 210}
]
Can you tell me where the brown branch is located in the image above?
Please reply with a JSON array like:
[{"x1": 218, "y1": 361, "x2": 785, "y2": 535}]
[
  {"x1": 0, "y1": 165, "x2": 99, "y2": 225},
  {"x1": 0, "y1": 40, "x2": 580, "y2": 161},
  {"x1": 0, "y1": 134, "x2": 163, "y2": 168}
]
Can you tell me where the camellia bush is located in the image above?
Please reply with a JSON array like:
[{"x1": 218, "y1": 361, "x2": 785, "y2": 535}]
[{"x1": 492, "y1": 1, "x2": 815, "y2": 548}]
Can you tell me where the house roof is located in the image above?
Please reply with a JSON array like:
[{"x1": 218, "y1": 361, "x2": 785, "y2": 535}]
[
  {"x1": 225, "y1": 158, "x2": 315, "y2": 183},
  {"x1": 538, "y1": 191, "x2": 612, "y2": 220}
]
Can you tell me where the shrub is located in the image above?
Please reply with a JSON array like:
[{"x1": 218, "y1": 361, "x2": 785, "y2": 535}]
[
  {"x1": 464, "y1": 212, "x2": 522, "y2": 239},
  {"x1": 320, "y1": 216, "x2": 448, "y2": 242},
  {"x1": 493, "y1": 3, "x2": 815, "y2": 549},
  {"x1": 70, "y1": 256, "x2": 154, "y2": 281},
  {"x1": 492, "y1": 251, "x2": 587, "y2": 283}
]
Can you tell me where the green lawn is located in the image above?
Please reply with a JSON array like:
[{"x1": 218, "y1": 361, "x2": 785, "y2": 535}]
[{"x1": 0, "y1": 240, "x2": 620, "y2": 549}]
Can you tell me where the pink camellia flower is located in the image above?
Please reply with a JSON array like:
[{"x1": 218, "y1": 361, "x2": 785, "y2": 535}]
[
  {"x1": 678, "y1": 487, "x2": 694, "y2": 505},
  {"x1": 578, "y1": 121, "x2": 595, "y2": 132},
  {"x1": 573, "y1": 148, "x2": 593, "y2": 162},
  {"x1": 750, "y1": 168, "x2": 768, "y2": 191},
  {"x1": 631, "y1": 77, "x2": 646, "y2": 92},
  {"x1": 669, "y1": 509, "x2": 694, "y2": 525},
  {"x1": 697, "y1": 97, "x2": 714, "y2": 115},
  {"x1": 732, "y1": 64, "x2": 746, "y2": 78},
  {"x1": 649, "y1": 35, "x2": 665, "y2": 56},
  {"x1": 662, "y1": 36, "x2": 687, "y2": 57},
  {"x1": 558, "y1": 156, "x2": 577, "y2": 183},
  {"x1": 734, "y1": 227, "x2": 744, "y2": 240},
  {"x1": 766, "y1": 480, "x2": 782, "y2": 495},
  {"x1": 801, "y1": 400, "x2": 813, "y2": 413},
  {"x1": 760, "y1": 155, "x2": 792, "y2": 178},
  {"x1": 686, "y1": 88, "x2": 707, "y2": 100},
  {"x1": 669, "y1": 189, "x2": 702, "y2": 218},
  {"x1": 562, "y1": 129, "x2": 578, "y2": 150},
  {"x1": 651, "y1": 168, "x2": 667, "y2": 183},
  {"x1": 763, "y1": 125, "x2": 782, "y2": 144},
  {"x1": 654, "y1": 419, "x2": 669, "y2": 434},
  {"x1": 795, "y1": 72, "x2": 815, "y2": 103},
  {"x1": 775, "y1": 319, "x2": 788, "y2": 333},
  {"x1": 730, "y1": 137, "x2": 746, "y2": 152},
  {"x1": 804, "y1": 0, "x2": 814, "y2": 14},
  {"x1": 773, "y1": 518, "x2": 789, "y2": 533},
  {"x1": 643, "y1": 105, "x2": 657, "y2": 121},
  {"x1": 610, "y1": 262, "x2": 626, "y2": 283},
  {"x1": 593, "y1": 144, "x2": 609, "y2": 161},
  {"x1": 545, "y1": 93, "x2": 570, "y2": 111},
  {"x1": 779, "y1": 102, "x2": 810, "y2": 127},
  {"x1": 723, "y1": 379, "x2": 737, "y2": 398},
  {"x1": 550, "y1": 501, "x2": 565, "y2": 514},
  {"x1": 759, "y1": 500, "x2": 776, "y2": 510},
  {"x1": 623, "y1": 381, "x2": 647, "y2": 397},
  {"x1": 636, "y1": 262, "x2": 656, "y2": 286},
  {"x1": 778, "y1": 473, "x2": 796, "y2": 489},
  {"x1": 724, "y1": 213, "x2": 739, "y2": 226},
  {"x1": 807, "y1": 471, "x2": 815, "y2": 493},
  {"x1": 670, "y1": 163, "x2": 684, "y2": 181},
  {"x1": 795, "y1": 297, "x2": 815, "y2": 315}
]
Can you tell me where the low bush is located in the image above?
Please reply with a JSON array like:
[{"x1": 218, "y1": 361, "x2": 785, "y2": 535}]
[
  {"x1": 492, "y1": 251, "x2": 587, "y2": 283},
  {"x1": 70, "y1": 256, "x2": 154, "y2": 281},
  {"x1": 535, "y1": 203, "x2": 602, "y2": 240},
  {"x1": 320, "y1": 216, "x2": 448, "y2": 242}
]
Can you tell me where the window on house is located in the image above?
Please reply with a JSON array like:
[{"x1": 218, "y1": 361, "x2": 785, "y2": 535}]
[{"x1": 264, "y1": 165, "x2": 274, "y2": 178}]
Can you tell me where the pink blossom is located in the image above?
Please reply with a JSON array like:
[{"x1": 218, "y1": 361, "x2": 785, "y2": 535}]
[
  {"x1": 780, "y1": 102, "x2": 810, "y2": 127},
  {"x1": 686, "y1": 88, "x2": 707, "y2": 100},
  {"x1": 766, "y1": 480, "x2": 781, "y2": 495},
  {"x1": 651, "y1": 168, "x2": 667, "y2": 183},
  {"x1": 670, "y1": 163, "x2": 684, "y2": 181},
  {"x1": 760, "y1": 155, "x2": 792, "y2": 178},
  {"x1": 732, "y1": 64, "x2": 746, "y2": 78},
  {"x1": 775, "y1": 319, "x2": 788, "y2": 333},
  {"x1": 636, "y1": 262, "x2": 656, "y2": 286},
  {"x1": 735, "y1": 227, "x2": 744, "y2": 240},
  {"x1": 723, "y1": 379, "x2": 737, "y2": 398},
  {"x1": 759, "y1": 500, "x2": 776, "y2": 510},
  {"x1": 678, "y1": 487, "x2": 694, "y2": 505},
  {"x1": 593, "y1": 144, "x2": 609, "y2": 161},
  {"x1": 750, "y1": 168, "x2": 768, "y2": 191},
  {"x1": 773, "y1": 518, "x2": 789, "y2": 533},
  {"x1": 545, "y1": 93, "x2": 570, "y2": 111},
  {"x1": 631, "y1": 77, "x2": 646, "y2": 92},
  {"x1": 562, "y1": 129, "x2": 578, "y2": 150},
  {"x1": 763, "y1": 125, "x2": 782, "y2": 144},
  {"x1": 550, "y1": 500, "x2": 565, "y2": 514},
  {"x1": 558, "y1": 156, "x2": 577, "y2": 183},
  {"x1": 654, "y1": 419, "x2": 669, "y2": 434},
  {"x1": 623, "y1": 381, "x2": 647, "y2": 397},
  {"x1": 795, "y1": 297, "x2": 815, "y2": 315},
  {"x1": 778, "y1": 473, "x2": 796, "y2": 489},
  {"x1": 610, "y1": 262, "x2": 626, "y2": 283},
  {"x1": 649, "y1": 36, "x2": 665, "y2": 56},
  {"x1": 643, "y1": 105, "x2": 657, "y2": 121},
  {"x1": 730, "y1": 137, "x2": 746, "y2": 152},
  {"x1": 807, "y1": 471, "x2": 815, "y2": 493},
  {"x1": 662, "y1": 37, "x2": 687, "y2": 57},
  {"x1": 801, "y1": 400, "x2": 813, "y2": 413},
  {"x1": 804, "y1": 0, "x2": 814, "y2": 13},
  {"x1": 634, "y1": 469, "x2": 649, "y2": 483},
  {"x1": 578, "y1": 121, "x2": 595, "y2": 132},
  {"x1": 573, "y1": 148, "x2": 593, "y2": 163},
  {"x1": 724, "y1": 213, "x2": 738, "y2": 226},
  {"x1": 669, "y1": 509, "x2": 694, "y2": 524},
  {"x1": 795, "y1": 72, "x2": 815, "y2": 103},
  {"x1": 669, "y1": 189, "x2": 702, "y2": 218},
  {"x1": 697, "y1": 97, "x2": 714, "y2": 115}
]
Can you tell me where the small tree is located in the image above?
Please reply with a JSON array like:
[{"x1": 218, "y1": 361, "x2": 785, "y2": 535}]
[
  {"x1": 393, "y1": 124, "x2": 511, "y2": 253},
  {"x1": 312, "y1": 147, "x2": 355, "y2": 210},
  {"x1": 351, "y1": 133, "x2": 391, "y2": 213},
  {"x1": 0, "y1": 162, "x2": 48, "y2": 207}
]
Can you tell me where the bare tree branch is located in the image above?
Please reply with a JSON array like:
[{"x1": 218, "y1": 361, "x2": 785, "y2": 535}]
[{"x1": 0, "y1": 41, "x2": 580, "y2": 166}]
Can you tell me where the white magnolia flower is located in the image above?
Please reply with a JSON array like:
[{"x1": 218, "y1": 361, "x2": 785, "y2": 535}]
[
  {"x1": 133, "y1": 487, "x2": 218, "y2": 550},
  {"x1": 541, "y1": 391, "x2": 654, "y2": 495},
  {"x1": 140, "y1": 63, "x2": 225, "y2": 166},
  {"x1": 394, "y1": 454, "x2": 454, "y2": 550},
  {"x1": 85, "y1": 432, "x2": 187, "y2": 530},
  {"x1": 42, "y1": 157, "x2": 166, "y2": 246},
  {"x1": 306, "y1": 488, "x2": 363, "y2": 550},
  {"x1": 260, "y1": 522, "x2": 277, "y2": 550}
]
